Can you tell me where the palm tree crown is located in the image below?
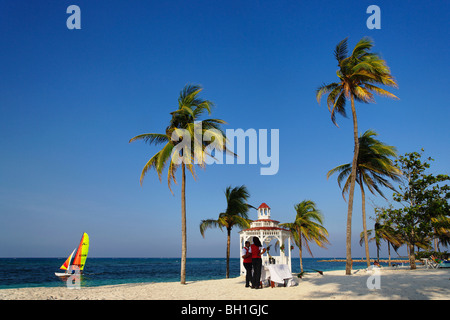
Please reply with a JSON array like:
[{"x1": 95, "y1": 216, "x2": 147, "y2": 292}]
[
  {"x1": 327, "y1": 129, "x2": 402, "y2": 199},
  {"x1": 316, "y1": 37, "x2": 398, "y2": 127},
  {"x1": 280, "y1": 200, "x2": 329, "y2": 273},
  {"x1": 129, "y1": 84, "x2": 228, "y2": 192}
]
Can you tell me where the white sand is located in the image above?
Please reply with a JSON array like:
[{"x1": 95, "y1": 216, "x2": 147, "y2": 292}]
[{"x1": 1, "y1": 267, "x2": 449, "y2": 300}]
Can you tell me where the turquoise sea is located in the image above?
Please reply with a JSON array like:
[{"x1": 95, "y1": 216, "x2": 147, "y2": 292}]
[{"x1": 0, "y1": 257, "x2": 391, "y2": 289}]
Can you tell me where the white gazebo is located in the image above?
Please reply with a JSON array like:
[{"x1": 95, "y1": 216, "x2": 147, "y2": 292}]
[{"x1": 239, "y1": 203, "x2": 292, "y2": 276}]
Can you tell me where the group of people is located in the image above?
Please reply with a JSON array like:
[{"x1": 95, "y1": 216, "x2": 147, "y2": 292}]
[{"x1": 241, "y1": 237, "x2": 267, "y2": 289}]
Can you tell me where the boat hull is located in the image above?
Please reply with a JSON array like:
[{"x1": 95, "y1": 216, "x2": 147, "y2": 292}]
[{"x1": 55, "y1": 272, "x2": 70, "y2": 277}]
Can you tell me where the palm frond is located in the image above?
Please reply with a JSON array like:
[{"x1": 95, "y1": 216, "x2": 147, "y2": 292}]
[
  {"x1": 129, "y1": 133, "x2": 169, "y2": 145},
  {"x1": 167, "y1": 152, "x2": 180, "y2": 194},
  {"x1": 364, "y1": 84, "x2": 399, "y2": 100},
  {"x1": 353, "y1": 85, "x2": 375, "y2": 103},
  {"x1": 327, "y1": 163, "x2": 351, "y2": 180},
  {"x1": 156, "y1": 141, "x2": 175, "y2": 177},
  {"x1": 139, "y1": 150, "x2": 161, "y2": 186},
  {"x1": 199, "y1": 219, "x2": 222, "y2": 237},
  {"x1": 316, "y1": 83, "x2": 339, "y2": 104},
  {"x1": 329, "y1": 89, "x2": 347, "y2": 126},
  {"x1": 350, "y1": 37, "x2": 374, "y2": 61},
  {"x1": 334, "y1": 37, "x2": 349, "y2": 63}
]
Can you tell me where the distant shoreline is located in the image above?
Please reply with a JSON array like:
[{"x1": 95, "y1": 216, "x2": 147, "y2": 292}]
[{"x1": 319, "y1": 258, "x2": 418, "y2": 264}]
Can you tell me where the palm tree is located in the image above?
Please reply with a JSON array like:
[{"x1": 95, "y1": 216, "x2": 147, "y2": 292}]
[
  {"x1": 360, "y1": 222, "x2": 402, "y2": 266},
  {"x1": 376, "y1": 222, "x2": 403, "y2": 265},
  {"x1": 200, "y1": 185, "x2": 253, "y2": 278},
  {"x1": 328, "y1": 130, "x2": 402, "y2": 267},
  {"x1": 129, "y1": 84, "x2": 230, "y2": 284},
  {"x1": 317, "y1": 37, "x2": 398, "y2": 274},
  {"x1": 280, "y1": 200, "x2": 329, "y2": 273},
  {"x1": 376, "y1": 206, "x2": 432, "y2": 261},
  {"x1": 359, "y1": 229, "x2": 375, "y2": 261},
  {"x1": 431, "y1": 215, "x2": 450, "y2": 252}
]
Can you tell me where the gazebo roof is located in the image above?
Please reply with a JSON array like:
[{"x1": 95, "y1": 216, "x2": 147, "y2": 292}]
[
  {"x1": 252, "y1": 219, "x2": 280, "y2": 224},
  {"x1": 258, "y1": 202, "x2": 270, "y2": 209},
  {"x1": 239, "y1": 202, "x2": 290, "y2": 233},
  {"x1": 241, "y1": 226, "x2": 289, "y2": 232}
]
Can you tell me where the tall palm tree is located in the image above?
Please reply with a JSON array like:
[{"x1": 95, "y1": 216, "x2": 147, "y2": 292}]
[
  {"x1": 327, "y1": 130, "x2": 402, "y2": 267},
  {"x1": 129, "y1": 84, "x2": 230, "y2": 284},
  {"x1": 280, "y1": 200, "x2": 329, "y2": 273},
  {"x1": 317, "y1": 37, "x2": 398, "y2": 274},
  {"x1": 200, "y1": 185, "x2": 253, "y2": 278}
]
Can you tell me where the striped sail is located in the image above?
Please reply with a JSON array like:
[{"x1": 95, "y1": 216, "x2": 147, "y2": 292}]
[
  {"x1": 60, "y1": 249, "x2": 76, "y2": 271},
  {"x1": 72, "y1": 233, "x2": 90, "y2": 271}
]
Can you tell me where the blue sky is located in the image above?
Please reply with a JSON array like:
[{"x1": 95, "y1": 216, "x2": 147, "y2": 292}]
[{"x1": 0, "y1": 0, "x2": 449, "y2": 258}]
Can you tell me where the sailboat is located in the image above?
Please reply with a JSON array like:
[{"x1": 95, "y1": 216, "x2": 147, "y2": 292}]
[{"x1": 55, "y1": 232, "x2": 89, "y2": 277}]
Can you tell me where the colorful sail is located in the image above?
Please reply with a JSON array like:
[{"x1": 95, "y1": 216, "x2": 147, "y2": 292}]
[
  {"x1": 72, "y1": 232, "x2": 89, "y2": 271},
  {"x1": 60, "y1": 248, "x2": 76, "y2": 271}
]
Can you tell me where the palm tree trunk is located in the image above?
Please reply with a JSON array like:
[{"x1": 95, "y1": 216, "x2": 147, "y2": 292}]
[
  {"x1": 407, "y1": 178, "x2": 416, "y2": 270},
  {"x1": 377, "y1": 243, "x2": 380, "y2": 261},
  {"x1": 299, "y1": 228, "x2": 304, "y2": 273},
  {"x1": 360, "y1": 181, "x2": 370, "y2": 268},
  {"x1": 409, "y1": 242, "x2": 416, "y2": 270},
  {"x1": 226, "y1": 228, "x2": 231, "y2": 279},
  {"x1": 388, "y1": 242, "x2": 391, "y2": 267},
  {"x1": 434, "y1": 235, "x2": 438, "y2": 252},
  {"x1": 180, "y1": 164, "x2": 187, "y2": 284},
  {"x1": 346, "y1": 94, "x2": 359, "y2": 275}
]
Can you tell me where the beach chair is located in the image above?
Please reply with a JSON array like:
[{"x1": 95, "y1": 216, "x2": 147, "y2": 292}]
[
  {"x1": 421, "y1": 258, "x2": 432, "y2": 269},
  {"x1": 432, "y1": 256, "x2": 450, "y2": 268},
  {"x1": 430, "y1": 256, "x2": 443, "y2": 269},
  {"x1": 423, "y1": 258, "x2": 439, "y2": 269},
  {"x1": 424, "y1": 256, "x2": 448, "y2": 269}
]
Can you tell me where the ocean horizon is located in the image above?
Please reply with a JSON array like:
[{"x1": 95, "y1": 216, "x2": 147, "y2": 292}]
[{"x1": 0, "y1": 257, "x2": 405, "y2": 289}]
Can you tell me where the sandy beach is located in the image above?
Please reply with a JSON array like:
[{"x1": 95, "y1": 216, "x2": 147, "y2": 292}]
[{"x1": 1, "y1": 267, "x2": 449, "y2": 300}]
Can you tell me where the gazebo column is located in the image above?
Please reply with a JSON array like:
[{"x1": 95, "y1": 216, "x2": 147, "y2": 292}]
[
  {"x1": 280, "y1": 237, "x2": 284, "y2": 264},
  {"x1": 239, "y1": 234, "x2": 244, "y2": 276},
  {"x1": 288, "y1": 236, "x2": 291, "y2": 273}
]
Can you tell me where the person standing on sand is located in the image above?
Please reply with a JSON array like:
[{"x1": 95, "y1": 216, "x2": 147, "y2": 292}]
[
  {"x1": 251, "y1": 237, "x2": 266, "y2": 289},
  {"x1": 241, "y1": 241, "x2": 253, "y2": 288}
]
